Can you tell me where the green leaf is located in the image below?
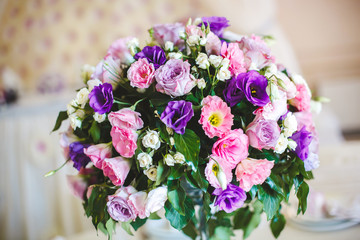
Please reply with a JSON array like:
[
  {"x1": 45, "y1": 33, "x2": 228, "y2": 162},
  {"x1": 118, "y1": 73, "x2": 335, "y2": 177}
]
[
  {"x1": 174, "y1": 129, "x2": 200, "y2": 171},
  {"x1": 105, "y1": 218, "x2": 116, "y2": 240},
  {"x1": 296, "y1": 181, "x2": 309, "y2": 214},
  {"x1": 270, "y1": 213, "x2": 286, "y2": 238},
  {"x1": 293, "y1": 175, "x2": 304, "y2": 193},
  {"x1": 121, "y1": 221, "x2": 134, "y2": 236},
  {"x1": 89, "y1": 121, "x2": 101, "y2": 143},
  {"x1": 156, "y1": 160, "x2": 170, "y2": 186},
  {"x1": 167, "y1": 184, "x2": 186, "y2": 215},
  {"x1": 233, "y1": 206, "x2": 262, "y2": 239},
  {"x1": 182, "y1": 221, "x2": 198, "y2": 240},
  {"x1": 203, "y1": 192, "x2": 212, "y2": 221},
  {"x1": 165, "y1": 197, "x2": 195, "y2": 230},
  {"x1": 210, "y1": 226, "x2": 234, "y2": 240},
  {"x1": 52, "y1": 111, "x2": 68, "y2": 132},
  {"x1": 168, "y1": 165, "x2": 184, "y2": 180},
  {"x1": 148, "y1": 212, "x2": 161, "y2": 220},
  {"x1": 130, "y1": 217, "x2": 147, "y2": 231},
  {"x1": 191, "y1": 168, "x2": 208, "y2": 192},
  {"x1": 258, "y1": 184, "x2": 283, "y2": 220}
]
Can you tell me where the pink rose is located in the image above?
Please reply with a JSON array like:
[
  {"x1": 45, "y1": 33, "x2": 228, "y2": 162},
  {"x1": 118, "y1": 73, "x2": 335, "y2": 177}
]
[
  {"x1": 155, "y1": 59, "x2": 195, "y2": 97},
  {"x1": 111, "y1": 127, "x2": 138, "y2": 158},
  {"x1": 220, "y1": 42, "x2": 247, "y2": 76},
  {"x1": 205, "y1": 32, "x2": 221, "y2": 55},
  {"x1": 108, "y1": 108, "x2": 144, "y2": 130},
  {"x1": 153, "y1": 23, "x2": 185, "y2": 48},
  {"x1": 290, "y1": 84, "x2": 311, "y2": 112},
  {"x1": 253, "y1": 90, "x2": 288, "y2": 121},
  {"x1": 246, "y1": 116, "x2": 281, "y2": 150},
  {"x1": 107, "y1": 186, "x2": 137, "y2": 222},
  {"x1": 205, "y1": 157, "x2": 232, "y2": 189},
  {"x1": 128, "y1": 191, "x2": 147, "y2": 219},
  {"x1": 145, "y1": 186, "x2": 168, "y2": 216},
  {"x1": 107, "y1": 37, "x2": 135, "y2": 64},
  {"x1": 102, "y1": 157, "x2": 131, "y2": 186},
  {"x1": 127, "y1": 58, "x2": 156, "y2": 89},
  {"x1": 212, "y1": 129, "x2": 249, "y2": 169},
  {"x1": 199, "y1": 95, "x2": 233, "y2": 138},
  {"x1": 235, "y1": 158, "x2": 274, "y2": 191},
  {"x1": 83, "y1": 143, "x2": 112, "y2": 169}
]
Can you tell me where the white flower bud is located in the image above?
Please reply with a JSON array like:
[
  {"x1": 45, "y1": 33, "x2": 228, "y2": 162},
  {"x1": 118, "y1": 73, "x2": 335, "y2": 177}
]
[
  {"x1": 81, "y1": 64, "x2": 95, "y2": 81},
  {"x1": 87, "y1": 79, "x2": 102, "y2": 92},
  {"x1": 217, "y1": 67, "x2": 231, "y2": 81},
  {"x1": 283, "y1": 112, "x2": 297, "y2": 137},
  {"x1": 199, "y1": 37, "x2": 207, "y2": 46},
  {"x1": 137, "y1": 152, "x2": 153, "y2": 168},
  {"x1": 209, "y1": 55, "x2": 223, "y2": 68},
  {"x1": 197, "y1": 78, "x2": 206, "y2": 89},
  {"x1": 168, "y1": 52, "x2": 183, "y2": 59},
  {"x1": 144, "y1": 166, "x2": 157, "y2": 181},
  {"x1": 164, "y1": 154, "x2": 175, "y2": 166},
  {"x1": 216, "y1": 166, "x2": 228, "y2": 190},
  {"x1": 76, "y1": 88, "x2": 90, "y2": 108},
  {"x1": 288, "y1": 139, "x2": 297, "y2": 151},
  {"x1": 142, "y1": 130, "x2": 161, "y2": 150},
  {"x1": 93, "y1": 112, "x2": 106, "y2": 123},
  {"x1": 165, "y1": 41, "x2": 174, "y2": 51},
  {"x1": 196, "y1": 53, "x2": 210, "y2": 69},
  {"x1": 166, "y1": 127, "x2": 173, "y2": 135},
  {"x1": 173, "y1": 152, "x2": 186, "y2": 164},
  {"x1": 187, "y1": 35, "x2": 200, "y2": 46},
  {"x1": 126, "y1": 37, "x2": 139, "y2": 49},
  {"x1": 274, "y1": 133, "x2": 288, "y2": 154},
  {"x1": 69, "y1": 114, "x2": 82, "y2": 130},
  {"x1": 170, "y1": 137, "x2": 175, "y2": 146},
  {"x1": 137, "y1": 88, "x2": 146, "y2": 93}
]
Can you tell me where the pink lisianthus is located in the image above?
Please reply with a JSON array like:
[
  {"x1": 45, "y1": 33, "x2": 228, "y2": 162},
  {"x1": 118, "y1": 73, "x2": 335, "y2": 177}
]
[
  {"x1": 294, "y1": 111, "x2": 315, "y2": 133},
  {"x1": 153, "y1": 23, "x2": 185, "y2": 48},
  {"x1": 66, "y1": 175, "x2": 88, "y2": 200},
  {"x1": 220, "y1": 42, "x2": 247, "y2": 76},
  {"x1": 107, "y1": 186, "x2": 137, "y2": 222},
  {"x1": 205, "y1": 32, "x2": 221, "y2": 55},
  {"x1": 128, "y1": 191, "x2": 147, "y2": 219},
  {"x1": 235, "y1": 158, "x2": 274, "y2": 191},
  {"x1": 145, "y1": 186, "x2": 168, "y2": 216},
  {"x1": 108, "y1": 108, "x2": 144, "y2": 130},
  {"x1": 102, "y1": 156, "x2": 131, "y2": 186},
  {"x1": 92, "y1": 54, "x2": 122, "y2": 88},
  {"x1": 253, "y1": 90, "x2": 288, "y2": 121},
  {"x1": 199, "y1": 95, "x2": 234, "y2": 138},
  {"x1": 83, "y1": 143, "x2": 112, "y2": 169},
  {"x1": 246, "y1": 116, "x2": 281, "y2": 150},
  {"x1": 127, "y1": 58, "x2": 156, "y2": 89},
  {"x1": 212, "y1": 129, "x2": 249, "y2": 169},
  {"x1": 289, "y1": 84, "x2": 311, "y2": 112},
  {"x1": 205, "y1": 157, "x2": 232, "y2": 189},
  {"x1": 185, "y1": 25, "x2": 204, "y2": 37},
  {"x1": 155, "y1": 59, "x2": 196, "y2": 97},
  {"x1": 107, "y1": 37, "x2": 135, "y2": 65},
  {"x1": 111, "y1": 127, "x2": 138, "y2": 158}
]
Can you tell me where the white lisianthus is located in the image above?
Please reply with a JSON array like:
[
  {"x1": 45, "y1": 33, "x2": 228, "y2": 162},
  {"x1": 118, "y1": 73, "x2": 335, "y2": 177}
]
[
  {"x1": 67, "y1": 99, "x2": 78, "y2": 115},
  {"x1": 164, "y1": 154, "x2": 175, "y2": 166},
  {"x1": 81, "y1": 64, "x2": 95, "y2": 81},
  {"x1": 283, "y1": 113, "x2": 297, "y2": 137},
  {"x1": 199, "y1": 37, "x2": 207, "y2": 46},
  {"x1": 288, "y1": 139, "x2": 297, "y2": 151},
  {"x1": 145, "y1": 186, "x2": 168, "y2": 216},
  {"x1": 87, "y1": 78, "x2": 102, "y2": 92},
  {"x1": 274, "y1": 134, "x2": 288, "y2": 154},
  {"x1": 142, "y1": 130, "x2": 161, "y2": 150},
  {"x1": 144, "y1": 166, "x2": 157, "y2": 181},
  {"x1": 69, "y1": 114, "x2": 82, "y2": 130},
  {"x1": 197, "y1": 78, "x2": 206, "y2": 89},
  {"x1": 173, "y1": 152, "x2": 186, "y2": 164},
  {"x1": 93, "y1": 112, "x2": 106, "y2": 123},
  {"x1": 220, "y1": 58, "x2": 230, "y2": 69},
  {"x1": 187, "y1": 35, "x2": 200, "y2": 46},
  {"x1": 127, "y1": 38, "x2": 139, "y2": 56},
  {"x1": 209, "y1": 55, "x2": 223, "y2": 68},
  {"x1": 266, "y1": 81, "x2": 280, "y2": 100},
  {"x1": 165, "y1": 41, "x2": 174, "y2": 51},
  {"x1": 76, "y1": 88, "x2": 90, "y2": 108},
  {"x1": 217, "y1": 67, "x2": 231, "y2": 81},
  {"x1": 168, "y1": 52, "x2": 183, "y2": 59},
  {"x1": 137, "y1": 152, "x2": 153, "y2": 168},
  {"x1": 196, "y1": 53, "x2": 210, "y2": 69},
  {"x1": 264, "y1": 64, "x2": 278, "y2": 78}
]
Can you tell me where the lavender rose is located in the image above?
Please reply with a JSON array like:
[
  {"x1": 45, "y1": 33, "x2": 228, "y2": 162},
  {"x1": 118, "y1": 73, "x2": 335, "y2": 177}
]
[
  {"x1": 155, "y1": 59, "x2": 196, "y2": 97},
  {"x1": 246, "y1": 117, "x2": 281, "y2": 150},
  {"x1": 69, "y1": 142, "x2": 91, "y2": 171},
  {"x1": 160, "y1": 100, "x2": 194, "y2": 134},
  {"x1": 291, "y1": 126, "x2": 313, "y2": 161},
  {"x1": 213, "y1": 184, "x2": 246, "y2": 213},
  {"x1": 134, "y1": 46, "x2": 166, "y2": 69},
  {"x1": 223, "y1": 76, "x2": 245, "y2": 107},
  {"x1": 200, "y1": 16, "x2": 230, "y2": 37},
  {"x1": 152, "y1": 23, "x2": 185, "y2": 48},
  {"x1": 89, "y1": 83, "x2": 113, "y2": 114},
  {"x1": 107, "y1": 186, "x2": 137, "y2": 222},
  {"x1": 236, "y1": 70, "x2": 270, "y2": 107}
]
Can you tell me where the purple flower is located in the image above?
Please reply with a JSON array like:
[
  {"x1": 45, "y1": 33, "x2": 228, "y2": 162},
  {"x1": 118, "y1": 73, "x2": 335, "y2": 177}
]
[
  {"x1": 236, "y1": 70, "x2": 270, "y2": 107},
  {"x1": 107, "y1": 186, "x2": 137, "y2": 222},
  {"x1": 160, "y1": 100, "x2": 194, "y2": 134},
  {"x1": 223, "y1": 76, "x2": 245, "y2": 107},
  {"x1": 213, "y1": 184, "x2": 247, "y2": 213},
  {"x1": 69, "y1": 142, "x2": 91, "y2": 171},
  {"x1": 89, "y1": 83, "x2": 113, "y2": 114},
  {"x1": 134, "y1": 46, "x2": 167, "y2": 69},
  {"x1": 200, "y1": 16, "x2": 230, "y2": 37},
  {"x1": 291, "y1": 126, "x2": 313, "y2": 161}
]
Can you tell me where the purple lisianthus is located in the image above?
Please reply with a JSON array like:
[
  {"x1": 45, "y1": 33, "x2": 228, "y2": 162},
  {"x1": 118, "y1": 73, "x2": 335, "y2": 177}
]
[
  {"x1": 69, "y1": 142, "x2": 91, "y2": 171},
  {"x1": 236, "y1": 70, "x2": 270, "y2": 107},
  {"x1": 223, "y1": 76, "x2": 245, "y2": 107},
  {"x1": 291, "y1": 126, "x2": 313, "y2": 161},
  {"x1": 89, "y1": 83, "x2": 113, "y2": 114},
  {"x1": 200, "y1": 16, "x2": 230, "y2": 37},
  {"x1": 134, "y1": 46, "x2": 166, "y2": 69},
  {"x1": 160, "y1": 100, "x2": 194, "y2": 134},
  {"x1": 213, "y1": 184, "x2": 246, "y2": 213}
]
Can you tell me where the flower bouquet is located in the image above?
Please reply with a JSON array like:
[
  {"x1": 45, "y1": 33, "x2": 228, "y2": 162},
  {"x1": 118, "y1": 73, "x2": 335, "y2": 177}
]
[{"x1": 50, "y1": 16, "x2": 323, "y2": 240}]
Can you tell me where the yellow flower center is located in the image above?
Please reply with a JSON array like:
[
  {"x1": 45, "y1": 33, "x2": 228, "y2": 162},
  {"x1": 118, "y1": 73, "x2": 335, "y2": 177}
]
[
  {"x1": 251, "y1": 87, "x2": 257, "y2": 97},
  {"x1": 208, "y1": 112, "x2": 223, "y2": 127},
  {"x1": 212, "y1": 164, "x2": 219, "y2": 176}
]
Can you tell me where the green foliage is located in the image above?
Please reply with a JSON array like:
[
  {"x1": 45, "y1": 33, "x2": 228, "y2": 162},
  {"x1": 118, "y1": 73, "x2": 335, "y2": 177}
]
[
  {"x1": 167, "y1": 180, "x2": 186, "y2": 215},
  {"x1": 52, "y1": 111, "x2": 68, "y2": 132},
  {"x1": 164, "y1": 197, "x2": 195, "y2": 230},
  {"x1": 258, "y1": 182, "x2": 283, "y2": 221},
  {"x1": 270, "y1": 213, "x2": 286, "y2": 238},
  {"x1": 131, "y1": 218, "x2": 147, "y2": 231},
  {"x1": 182, "y1": 220, "x2": 198, "y2": 240},
  {"x1": 89, "y1": 121, "x2": 101, "y2": 143},
  {"x1": 233, "y1": 200, "x2": 263, "y2": 239},
  {"x1": 210, "y1": 226, "x2": 235, "y2": 240},
  {"x1": 174, "y1": 129, "x2": 200, "y2": 171},
  {"x1": 296, "y1": 181, "x2": 309, "y2": 214}
]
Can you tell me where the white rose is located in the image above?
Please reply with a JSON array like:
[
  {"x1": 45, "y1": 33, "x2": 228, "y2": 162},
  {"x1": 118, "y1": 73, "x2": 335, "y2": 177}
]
[
  {"x1": 142, "y1": 130, "x2": 161, "y2": 150},
  {"x1": 287, "y1": 139, "x2": 297, "y2": 151},
  {"x1": 144, "y1": 166, "x2": 157, "y2": 181},
  {"x1": 87, "y1": 79, "x2": 102, "y2": 92},
  {"x1": 164, "y1": 154, "x2": 175, "y2": 166},
  {"x1": 74, "y1": 109, "x2": 85, "y2": 119},
  {"x1": 274, "y1": 134, "x2": 288, "y2": 154},
  {"x1": 93, "y1": 112, "x2": 106, "y2": 123},
  {"x1": 173, "y1": 152, "x2": 185, "y2": 164},
  {"x1": 199, "y1": 37, "x2": 207, "y2": 46},
  {"x1": 196, "y1": 53, "x2": 210, "y2": 69},
  {"x1": 217, "y1": 67, "x2": 231, "y2": 81},
  {"x1": 187, "y1": 35, "x2": 200, "y2": 46},
  {"x1": 197, "y1": 78, "x2": 206, "y2": 89},
  {"x1": 76, "y1": 88, "x2": 90, "y2": 108},
  {"x1": 168, "y1": 52, "x2": 183, "y2": 59},
  {"x1": 69, "y1": 114, "x2": 82, "y2": 130},
  {"x1": 81, "y1": 64, "x2": 95, "y2": 81},
  {"x1": 137, "y1": 152, "x2": 153, "y2": 168},
  {"x1": 165, "y1": 41, "x2": 174, "y2": 51},
  {"x1": 209, "y1": 55, "x2": 223, "y2": 68},
  {"x1": 145, "y1": 186, "x2": 168, "y2": 216},
  {"x1": 67, "y1": 99, "x2": 78, "y2": 115},
  {"x1": 283, "y1": 113, "x2": 297, "y2": 137},
  {"x1": 220, "y1": 58, "x2": 230, "y2": 69}
]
